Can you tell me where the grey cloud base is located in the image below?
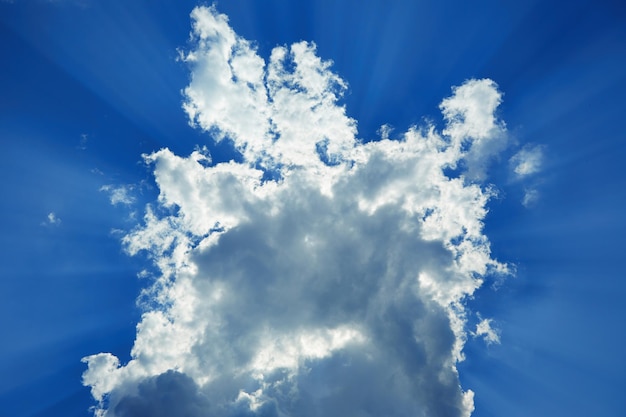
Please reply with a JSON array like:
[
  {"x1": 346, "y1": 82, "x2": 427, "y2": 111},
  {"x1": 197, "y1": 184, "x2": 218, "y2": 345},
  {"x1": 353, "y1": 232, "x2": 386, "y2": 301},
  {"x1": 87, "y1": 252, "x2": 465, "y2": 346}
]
[{"x1": 83, "y1": 6, "x2": 509, "y2": 417}]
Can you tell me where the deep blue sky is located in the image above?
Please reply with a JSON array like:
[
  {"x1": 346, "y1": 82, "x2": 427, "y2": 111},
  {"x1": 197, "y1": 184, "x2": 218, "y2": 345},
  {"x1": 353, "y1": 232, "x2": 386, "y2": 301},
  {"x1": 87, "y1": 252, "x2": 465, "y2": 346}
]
[{"x1": 1, "y1": 0, "x2": 625, "y2": 416}]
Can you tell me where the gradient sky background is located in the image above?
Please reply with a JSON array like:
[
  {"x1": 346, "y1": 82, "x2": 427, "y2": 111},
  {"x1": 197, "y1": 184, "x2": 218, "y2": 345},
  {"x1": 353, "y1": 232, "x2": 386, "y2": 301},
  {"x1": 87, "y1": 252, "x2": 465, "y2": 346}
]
[{"x1": 1, "y1": 1, "x2": 625, "y2": 416}]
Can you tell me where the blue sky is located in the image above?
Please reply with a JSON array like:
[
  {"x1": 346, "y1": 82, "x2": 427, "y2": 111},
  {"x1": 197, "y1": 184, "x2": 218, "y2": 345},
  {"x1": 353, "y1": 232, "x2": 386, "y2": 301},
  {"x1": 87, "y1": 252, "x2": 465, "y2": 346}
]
[{"x1": 1, "y1": 1, "x2": 625, "y2": 416}]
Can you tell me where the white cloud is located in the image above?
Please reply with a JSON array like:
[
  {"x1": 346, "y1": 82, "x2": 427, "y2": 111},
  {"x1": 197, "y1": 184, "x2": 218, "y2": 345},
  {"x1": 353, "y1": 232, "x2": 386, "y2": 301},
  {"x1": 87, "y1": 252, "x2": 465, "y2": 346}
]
[
  {"x1": 42, "y1": 212, "x2": 61, "y2": 226},
  {"x1": 83, "y1": 6, "x2": 511, "y2": 417},
  {"x1": 78, "y1": 133, "x2": 89, "y2": 150},
  {"x1": 473, "y1": 318, "x2": 500, "y2": 345},
  {"x1": 440, "y1": 79, "x2": 508, "y2": 180},
  {"x1": 510, "y1": 144, "x2": 544, "y2": 177},
  {"x1": 522, "y1": 188, "x2": 540, "y2": 207},
  {"x1": 509, "y1": 144, "x2": 545, "y2": 206},
  {"x1": 377, "y1": 123, "x2": 394, "y2": 140},
  {"x1": 100, "y1": 184, "x2": 136, "y2": 206}
]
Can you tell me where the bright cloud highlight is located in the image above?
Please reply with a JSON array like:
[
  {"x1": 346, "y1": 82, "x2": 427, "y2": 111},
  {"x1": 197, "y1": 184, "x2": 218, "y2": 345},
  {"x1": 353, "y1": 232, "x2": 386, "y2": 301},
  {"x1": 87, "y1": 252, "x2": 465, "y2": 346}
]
[{"x1": 83, "y1": 6, "x2": 511, "y2": 417}]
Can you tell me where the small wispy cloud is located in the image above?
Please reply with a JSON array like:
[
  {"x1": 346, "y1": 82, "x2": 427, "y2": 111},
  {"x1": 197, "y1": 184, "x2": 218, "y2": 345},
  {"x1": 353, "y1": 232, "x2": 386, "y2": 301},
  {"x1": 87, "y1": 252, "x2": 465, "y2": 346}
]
[
  {"x1": 473, "y1": 318, "x2": 500, "y2": 345},
  {"x1": 42, "y1": 212, "x2": 61, "y2": 226},
  {"x1": 510, "y1": 144, "x2": 545, "y2": 206},
  {"x1": 100, "y1": 184, "x2": 136, "y2": 206},
  {"x1": 377, "y1": 123, "x2": 394, "y2": 140},
  {"x1": 510, "y1": 144, "x2": 544, "y2": 177},
  {"x1": 522, "y1": 188, "x2": 540, "y2": 208},
  {"x1": 77, "y1": 133, "x2": 89, "y2": 150}
]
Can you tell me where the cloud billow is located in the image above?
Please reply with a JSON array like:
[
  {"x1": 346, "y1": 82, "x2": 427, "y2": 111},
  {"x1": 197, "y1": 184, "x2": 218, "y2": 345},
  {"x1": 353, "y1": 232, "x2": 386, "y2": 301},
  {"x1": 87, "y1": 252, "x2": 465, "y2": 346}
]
[{"x1": 83, "y1": 6, "x2": 510, "y2": 417}]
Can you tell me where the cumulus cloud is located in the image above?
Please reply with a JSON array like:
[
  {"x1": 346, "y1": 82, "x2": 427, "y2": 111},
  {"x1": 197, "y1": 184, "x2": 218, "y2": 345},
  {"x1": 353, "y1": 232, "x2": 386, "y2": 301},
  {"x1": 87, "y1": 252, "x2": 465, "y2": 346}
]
[
  {"x1": 83, "y1": 6, "x2": 511, "y2": 417},
  {"x1": 440, "y1": 79, "x2": 508, "y2": 180}
]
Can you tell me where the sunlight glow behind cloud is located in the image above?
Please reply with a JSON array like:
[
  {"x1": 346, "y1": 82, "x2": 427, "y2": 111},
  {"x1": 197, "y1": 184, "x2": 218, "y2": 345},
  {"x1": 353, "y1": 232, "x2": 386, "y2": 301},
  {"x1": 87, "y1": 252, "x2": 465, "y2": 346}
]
[{"x1": 82, "y1": 6, "x2": 511, "y2": 417}]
